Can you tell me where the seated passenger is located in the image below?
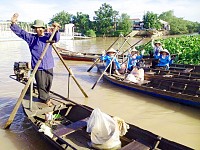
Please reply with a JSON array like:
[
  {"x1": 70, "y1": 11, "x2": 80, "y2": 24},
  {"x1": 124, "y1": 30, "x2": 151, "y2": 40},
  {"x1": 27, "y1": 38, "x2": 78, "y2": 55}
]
[
  {"x1": 156, "y1": 49, "x2": 171, "y2": 70},
  {"x1": 101, "y1": 48, "x2": 121, "y2": 75},
  {"x1": 127, "y1": 48, "x2": 144, "y2": 72}
]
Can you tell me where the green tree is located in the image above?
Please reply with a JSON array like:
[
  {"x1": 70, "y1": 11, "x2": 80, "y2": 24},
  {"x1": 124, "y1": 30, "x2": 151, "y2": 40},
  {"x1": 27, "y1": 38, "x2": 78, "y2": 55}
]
[
  {"x1": 50, "y1": 11, "x2": 72, "y2": 31},
  {"x1": 73, "y1": 12, "x2": 90, "y2": 34},
  {"x1": 117, "y1": 13, "x2": 132, "y2": 36},
  {"x1": 94, "y1": 3, "x2": 119, "y2": 36},
  {"x1": 159, "y1": 10, "x2": 200, "y2": 34},
  {"x1": 85, "y1": 29, "x2": 96, "y2": 37},
  {"x1": 143, "y1": 11, "x2": 161, "y2": 29}
]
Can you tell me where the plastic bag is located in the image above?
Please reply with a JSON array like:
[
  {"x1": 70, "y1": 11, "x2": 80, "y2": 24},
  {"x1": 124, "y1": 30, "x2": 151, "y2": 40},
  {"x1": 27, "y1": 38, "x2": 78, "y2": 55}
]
[
  {"x1": 87, "y1": 108, "x2": 121, "y2": 149},
  {"x1": 130, "y1": 68, "x2": 144, "y2": 81},
  {"x1": 126, "y1": 74, "x2": 138, "y2": 83}
]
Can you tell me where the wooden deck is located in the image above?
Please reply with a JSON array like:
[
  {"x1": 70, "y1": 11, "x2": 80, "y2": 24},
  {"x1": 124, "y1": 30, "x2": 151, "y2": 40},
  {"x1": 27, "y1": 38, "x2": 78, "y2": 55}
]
[{"x1": 22, "y1": 93, "x2": 72, "y2": 117}]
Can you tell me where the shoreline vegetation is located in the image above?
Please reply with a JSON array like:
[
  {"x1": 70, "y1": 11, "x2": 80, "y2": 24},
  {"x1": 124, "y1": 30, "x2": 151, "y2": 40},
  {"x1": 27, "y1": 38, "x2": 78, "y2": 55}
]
[
  {"x1": 3, "y1": 3, "x2": 199, "y2": 38},
  {"x1": 137, "y1": 34, "x2": 200, "y2": 65}
]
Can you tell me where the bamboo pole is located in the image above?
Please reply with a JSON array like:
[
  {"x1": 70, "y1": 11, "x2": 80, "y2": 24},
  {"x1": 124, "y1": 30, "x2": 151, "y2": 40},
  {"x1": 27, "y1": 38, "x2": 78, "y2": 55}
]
[
  {"x1": 52, "y1": 44, "x2": 88, "y2": 98},
  {"x1": 4, "y1": 27, "x2": 58, "y2": 129}
]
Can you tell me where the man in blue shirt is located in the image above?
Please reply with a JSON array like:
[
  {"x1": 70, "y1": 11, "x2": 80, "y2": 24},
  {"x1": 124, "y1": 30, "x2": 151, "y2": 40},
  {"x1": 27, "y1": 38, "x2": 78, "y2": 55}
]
[{"x1": 10, "y1": 13, "x2": 60, "y2": 106}]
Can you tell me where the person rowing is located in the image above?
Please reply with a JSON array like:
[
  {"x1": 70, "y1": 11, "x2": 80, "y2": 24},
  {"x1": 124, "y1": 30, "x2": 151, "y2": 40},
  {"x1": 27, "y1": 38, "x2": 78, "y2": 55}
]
[{"x1": 10, "y1": 13, "x2": 60, "y2": 106}]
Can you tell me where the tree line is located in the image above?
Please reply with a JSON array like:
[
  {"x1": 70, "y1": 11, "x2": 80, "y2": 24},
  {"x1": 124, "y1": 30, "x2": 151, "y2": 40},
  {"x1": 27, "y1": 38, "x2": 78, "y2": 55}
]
[{"x1": 24, "y1": 3, "x2": 200, "y2": 37}]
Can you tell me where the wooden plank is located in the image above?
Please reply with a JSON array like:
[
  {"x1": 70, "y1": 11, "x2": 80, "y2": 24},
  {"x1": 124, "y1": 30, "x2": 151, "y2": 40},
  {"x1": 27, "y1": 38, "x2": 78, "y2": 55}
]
[
  {"x1": 53, "y1": 118, "x2": 88, "y2": 137},
  {"x1": 120, "y1": 141, "x2": 150, "y2": 150}
]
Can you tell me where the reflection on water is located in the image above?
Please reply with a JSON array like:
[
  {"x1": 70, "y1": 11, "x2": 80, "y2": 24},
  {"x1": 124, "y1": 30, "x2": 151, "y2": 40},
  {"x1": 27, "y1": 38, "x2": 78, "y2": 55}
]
[{"x1": 0, "y1": 38, "x2": 200, "y2": 149}]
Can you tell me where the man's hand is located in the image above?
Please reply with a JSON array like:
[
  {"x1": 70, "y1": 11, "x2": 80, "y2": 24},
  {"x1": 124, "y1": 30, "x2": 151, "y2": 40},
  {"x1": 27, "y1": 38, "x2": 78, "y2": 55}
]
[
  {"x1": 11, "y1": 13, "x2": 19, "y2": 24},
  {"x1": 52, "y1": 22, "x2": 60, "y2": 31}
]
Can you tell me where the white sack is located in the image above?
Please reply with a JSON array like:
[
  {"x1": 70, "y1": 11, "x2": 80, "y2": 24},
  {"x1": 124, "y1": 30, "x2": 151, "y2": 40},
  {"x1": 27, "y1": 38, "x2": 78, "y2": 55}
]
[{"x1": 87, "y1": 108, "x2": 121, "y2": 149}]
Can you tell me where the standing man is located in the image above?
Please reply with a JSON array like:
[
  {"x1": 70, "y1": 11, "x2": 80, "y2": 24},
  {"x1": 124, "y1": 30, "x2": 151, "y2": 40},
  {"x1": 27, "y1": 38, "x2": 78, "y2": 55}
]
[{"x1": 10, "y1": 13, "x2": 60, "y2": 106}]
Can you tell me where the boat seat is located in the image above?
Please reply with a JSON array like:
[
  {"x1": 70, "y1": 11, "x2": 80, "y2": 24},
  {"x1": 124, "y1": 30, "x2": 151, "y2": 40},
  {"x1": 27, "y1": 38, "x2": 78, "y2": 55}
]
[
  {"x1": 120, "y1": 140, "x2": 150, "y2": 150},
  {"x1": 193, "y1": 66, "x2": 200, "y2": 72},
  {"x1": 183, "y1": 85, "x2": 200, "y2": 96},
  {"x1": 169, "y1": 66, "x2": 186, "y2": 71},
  {"x1": 53, "y1": 117, "x2": 88, "y2": 137}
]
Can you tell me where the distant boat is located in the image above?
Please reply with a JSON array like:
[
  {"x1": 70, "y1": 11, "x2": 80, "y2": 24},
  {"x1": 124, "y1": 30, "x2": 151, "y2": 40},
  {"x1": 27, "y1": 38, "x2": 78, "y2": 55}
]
[{"x1": 57, "y1": 47, "x2": 100, "y2": 61}]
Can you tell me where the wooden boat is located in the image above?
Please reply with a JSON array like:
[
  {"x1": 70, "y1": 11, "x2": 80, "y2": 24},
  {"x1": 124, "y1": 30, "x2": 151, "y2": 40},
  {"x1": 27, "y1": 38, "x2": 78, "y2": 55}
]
[
  {"x1": 20, "y1": 91, "x2": 193, "y2": 150},
  {"x1": 57, "y1": 47, "x2": 101, "y2": 61},
  {"x1": 11, "y1": 62, "x2": 193, "y2": 150},
  {"x1": 96, "y1": 64, "x2": 200, "y2": 108}
]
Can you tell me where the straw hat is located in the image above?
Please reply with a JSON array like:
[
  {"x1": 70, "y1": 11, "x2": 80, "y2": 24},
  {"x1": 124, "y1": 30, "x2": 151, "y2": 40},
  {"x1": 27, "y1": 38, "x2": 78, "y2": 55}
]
[
  {"x1": 31, "y1": 19, "x2": 45, "y2": 29},
  {"x1": 107, "y1": 48, "x2": 117, "y2": 53},
  {"x1": 160, "y1": 49, "x2": 169, "y2": 54}
]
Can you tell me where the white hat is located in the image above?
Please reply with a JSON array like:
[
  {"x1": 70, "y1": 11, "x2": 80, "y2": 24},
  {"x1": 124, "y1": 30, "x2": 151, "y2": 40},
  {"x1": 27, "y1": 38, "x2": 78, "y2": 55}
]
[
  {"x1": 107, "y1": 48, "x2": 117, "y2": 53},
  {"x1": 160, "y1": 49, "x2": 169, "y2": 54}
]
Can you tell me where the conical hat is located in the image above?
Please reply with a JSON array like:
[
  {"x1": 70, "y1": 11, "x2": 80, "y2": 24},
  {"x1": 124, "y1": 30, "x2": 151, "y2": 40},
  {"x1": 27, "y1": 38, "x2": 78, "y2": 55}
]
[
  {"x1": 154, "y1": 40, "x2": 161, "y2": 45},
  {"x1": 160, "y1": 49, "x2": 169, "y2": 54},
  {"x1": 107, "y1": 48, "x2": 117, "y2": 53},
  {"x1": 131, "y1": 47, "x2": 138, "y2": 52}
]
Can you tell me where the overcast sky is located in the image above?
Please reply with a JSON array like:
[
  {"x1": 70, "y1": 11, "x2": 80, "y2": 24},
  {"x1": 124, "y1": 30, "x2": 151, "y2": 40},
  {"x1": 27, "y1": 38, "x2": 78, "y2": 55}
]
[{"x1": 0, "y1": 0, "x2": 199, "y2": 23}]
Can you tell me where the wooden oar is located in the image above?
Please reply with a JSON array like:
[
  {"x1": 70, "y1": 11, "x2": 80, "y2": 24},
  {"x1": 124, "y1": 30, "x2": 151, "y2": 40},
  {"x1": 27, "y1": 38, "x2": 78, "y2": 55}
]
[
  {"x1": 119, "y1": 37, "x2": 145, "y2": 57},
  {"x1": 87, "y1": 35, "x2": 122, "y2": 72},
  {"x1": 52, "y1": 44, "x2": 88, "y2": 98},
  {"x1": 121, "y1": 39, "x2": 152, "y2": 65},
  {"x1": 91, "y1": 37, "x2": 130, "y2": 89},
  {"x1": 4, "y1": 27, "x2": 58, "y2": 129}
]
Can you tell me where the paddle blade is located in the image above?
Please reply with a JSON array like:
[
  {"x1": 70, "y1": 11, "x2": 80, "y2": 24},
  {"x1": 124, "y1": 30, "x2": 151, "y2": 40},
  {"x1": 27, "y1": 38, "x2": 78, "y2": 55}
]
[{"x1": 4, "y1": 97, "x2": 23, "y2": 129}]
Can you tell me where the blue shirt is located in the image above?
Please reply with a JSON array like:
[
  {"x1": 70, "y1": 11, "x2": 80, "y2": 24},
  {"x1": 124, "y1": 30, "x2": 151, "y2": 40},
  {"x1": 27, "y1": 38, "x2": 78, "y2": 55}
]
[
  {"x1": 156, "y1": 55, "x2": 171, "y2": 68},
  {"x1": 10, "y1": 24, "x2": 60, "y2": 70},
  {"x1": 101, "y1": 55, "x2": 121, "y2": 70},
  {"x1": 127, "y1": 54, "x2": 143, "y2": 70}
]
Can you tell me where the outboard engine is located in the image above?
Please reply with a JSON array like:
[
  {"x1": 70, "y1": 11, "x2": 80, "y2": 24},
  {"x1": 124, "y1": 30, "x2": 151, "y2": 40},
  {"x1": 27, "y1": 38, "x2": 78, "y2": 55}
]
[{"x1": 14, "y1": 62, "x2": 30, "y2": 82}]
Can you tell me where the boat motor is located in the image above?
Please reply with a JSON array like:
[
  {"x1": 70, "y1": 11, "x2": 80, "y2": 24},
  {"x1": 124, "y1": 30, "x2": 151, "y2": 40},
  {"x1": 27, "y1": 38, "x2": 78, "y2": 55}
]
[{"x1": 14, "y1": 62, "x2": 30, "y2": 82}]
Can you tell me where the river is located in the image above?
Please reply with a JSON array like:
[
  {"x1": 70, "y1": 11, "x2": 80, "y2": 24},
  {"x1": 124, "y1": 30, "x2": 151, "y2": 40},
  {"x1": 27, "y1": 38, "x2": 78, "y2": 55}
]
[{"x1": 0, "y1": 37, "x2": 200, "y2": 150}]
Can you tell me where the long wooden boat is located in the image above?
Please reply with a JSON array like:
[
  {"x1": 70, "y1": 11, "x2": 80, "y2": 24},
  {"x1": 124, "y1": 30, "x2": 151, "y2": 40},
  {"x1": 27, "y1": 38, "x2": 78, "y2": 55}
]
[
  {"x1": 20, "y1": 91, "x2": 193, "y2": 150},
  {"x1": 11, "y1": 62, "x2": 193, "y2": 150},
  {"x1": 57, "y1": 47, "x2": 101, "y2": 61},
  {"x1": 96, "y1": 64, "x2": 200, "y2": 108}
]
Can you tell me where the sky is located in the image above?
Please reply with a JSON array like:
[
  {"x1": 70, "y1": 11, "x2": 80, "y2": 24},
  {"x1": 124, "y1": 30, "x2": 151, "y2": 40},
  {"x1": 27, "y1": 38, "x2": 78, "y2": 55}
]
[{"x1": 0, "y1": 0, "x2": 200, "y2": 23}]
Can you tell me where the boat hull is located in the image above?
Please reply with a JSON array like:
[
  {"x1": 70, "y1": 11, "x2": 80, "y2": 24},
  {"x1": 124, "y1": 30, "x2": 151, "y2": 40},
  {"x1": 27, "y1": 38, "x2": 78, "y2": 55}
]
[{"x1": 97, "y1": 64, "x2": 200, "y2": 108}]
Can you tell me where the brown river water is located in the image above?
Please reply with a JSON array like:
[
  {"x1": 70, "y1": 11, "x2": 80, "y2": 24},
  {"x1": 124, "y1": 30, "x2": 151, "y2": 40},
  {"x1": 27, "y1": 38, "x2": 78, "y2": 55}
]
[{"x1": 0, "y1": 37, "x2": 200, "y2": 149}]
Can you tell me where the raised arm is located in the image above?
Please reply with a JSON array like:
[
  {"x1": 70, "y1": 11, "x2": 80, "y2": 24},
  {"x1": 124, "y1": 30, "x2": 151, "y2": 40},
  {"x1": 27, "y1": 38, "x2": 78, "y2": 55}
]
[
  {"x1": 10, "y1": 13, "x2": 33, "y2": 44},
  {"x1": 151, "y1": 39, "x2": 155, "y2": 48}
]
